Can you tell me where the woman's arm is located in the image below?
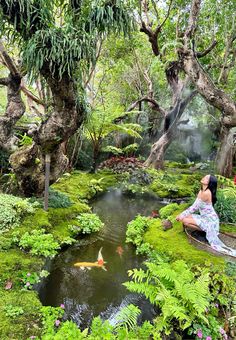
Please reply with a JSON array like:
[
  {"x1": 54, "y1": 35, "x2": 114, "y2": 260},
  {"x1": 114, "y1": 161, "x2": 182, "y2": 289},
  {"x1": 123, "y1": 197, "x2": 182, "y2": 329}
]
[{"x1": 176, "y1": 198, "x2": 201, "y2": 221}]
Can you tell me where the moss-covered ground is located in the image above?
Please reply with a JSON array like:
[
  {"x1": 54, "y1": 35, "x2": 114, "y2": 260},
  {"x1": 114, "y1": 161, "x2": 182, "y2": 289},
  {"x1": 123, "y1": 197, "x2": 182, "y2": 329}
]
[{"x1": 144, "y1": 207, "x2": 225, "y2": 268}]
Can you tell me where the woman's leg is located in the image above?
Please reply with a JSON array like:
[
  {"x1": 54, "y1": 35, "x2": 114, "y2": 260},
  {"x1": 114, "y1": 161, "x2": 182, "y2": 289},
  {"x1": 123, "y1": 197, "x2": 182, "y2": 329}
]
[{"x1": 182, "y1": 215, "x2": 202, "y2": 231}]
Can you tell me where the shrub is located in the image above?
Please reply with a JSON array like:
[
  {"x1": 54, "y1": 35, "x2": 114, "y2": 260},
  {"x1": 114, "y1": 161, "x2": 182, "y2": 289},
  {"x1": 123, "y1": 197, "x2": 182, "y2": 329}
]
[
  {"x1": 30, "y1": 188, "x2": 72, "y2": 209},
  {"x1": 73, "y1": 213, "x2": 104, "y2": 234},
  {"x1": 126, "y1": 215, "x2": 151, "y2": 252},
  {"x1": 15, "y1": 229, "x2": 60, "y2": 258},
  {"x1": 0, "y1": 193, "x2": 37, "y2": 233},
  {"x1": 215, "y1": 190, "x2": 236, "y2": 223},
  {"x1": 159, "y1": 203, "x2": 179, "y2": 219}
]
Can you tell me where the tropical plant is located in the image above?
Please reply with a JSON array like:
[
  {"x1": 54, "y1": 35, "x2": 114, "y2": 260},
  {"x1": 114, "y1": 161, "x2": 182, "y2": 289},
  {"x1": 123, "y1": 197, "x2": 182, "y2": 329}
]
[
  {"x1": 84, "y1": 107, "x2": 142, "y2": 171},
  {"x1": 124, "y1": 259, "x2": 211, "y2": 335},
  {"x1": 113, "y1": 304, "x2": 141, "y2": 332}
]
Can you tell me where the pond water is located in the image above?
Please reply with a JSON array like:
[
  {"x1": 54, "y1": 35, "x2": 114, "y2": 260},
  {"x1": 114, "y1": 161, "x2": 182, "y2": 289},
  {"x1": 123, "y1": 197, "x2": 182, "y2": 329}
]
[{"x1": 39, "y1": 189, "x2": 165, "y2": 328}]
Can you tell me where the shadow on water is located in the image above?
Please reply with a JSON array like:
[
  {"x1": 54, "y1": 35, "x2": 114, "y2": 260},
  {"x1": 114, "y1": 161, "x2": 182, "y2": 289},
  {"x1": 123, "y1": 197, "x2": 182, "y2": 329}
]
[{"x1": 39, "y1": 189, "x2": 165, "y2": 328}]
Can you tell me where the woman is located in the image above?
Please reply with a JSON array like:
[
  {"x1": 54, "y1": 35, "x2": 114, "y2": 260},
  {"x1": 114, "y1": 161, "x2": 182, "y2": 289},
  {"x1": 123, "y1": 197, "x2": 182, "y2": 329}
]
[{"x1": 176, "y1": 174, "x2": 236, "y2": 257}]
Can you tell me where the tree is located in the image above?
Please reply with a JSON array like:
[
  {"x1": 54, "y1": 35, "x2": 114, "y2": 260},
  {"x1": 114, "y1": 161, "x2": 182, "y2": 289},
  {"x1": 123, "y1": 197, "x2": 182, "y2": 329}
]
[
  {"x1": 0, "y1": 0, "x2": 132, "y2": 195},
  {"x1": 178, "y1": 0, "x2": 236, "y2": 176}
]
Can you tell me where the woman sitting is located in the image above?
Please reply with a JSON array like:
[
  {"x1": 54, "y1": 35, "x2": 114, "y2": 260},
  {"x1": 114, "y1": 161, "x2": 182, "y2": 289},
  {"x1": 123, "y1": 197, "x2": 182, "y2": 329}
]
[{"x1": 176, "y1": 174, "x2": 236, "y2": 257}]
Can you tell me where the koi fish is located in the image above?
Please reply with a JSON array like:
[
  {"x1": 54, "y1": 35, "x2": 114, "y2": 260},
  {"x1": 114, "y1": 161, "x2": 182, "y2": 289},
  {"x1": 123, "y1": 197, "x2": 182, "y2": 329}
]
[
  {"x1": 116, "y1": 246, "x2": 124, "y2": 258},
  {"x1": 74, "y1": 247, "x2": 107, "y2": 271}
]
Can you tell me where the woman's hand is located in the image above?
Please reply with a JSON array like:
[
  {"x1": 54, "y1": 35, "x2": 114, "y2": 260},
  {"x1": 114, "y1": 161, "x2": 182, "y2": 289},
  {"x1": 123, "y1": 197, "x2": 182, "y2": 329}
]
[{"x1": 176, "y1": 215, "x2": 183, "y2": 221}]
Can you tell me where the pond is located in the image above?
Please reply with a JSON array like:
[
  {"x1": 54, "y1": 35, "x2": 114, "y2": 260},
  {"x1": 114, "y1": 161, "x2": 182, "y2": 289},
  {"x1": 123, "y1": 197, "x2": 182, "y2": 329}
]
[{"x1": 39, "y1": 189, "x2": 165, "y2": 328}]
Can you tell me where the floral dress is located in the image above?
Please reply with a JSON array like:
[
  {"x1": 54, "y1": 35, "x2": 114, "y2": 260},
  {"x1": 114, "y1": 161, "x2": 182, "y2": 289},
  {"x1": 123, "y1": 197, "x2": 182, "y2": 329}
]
[{"x1": 180, "y1": 198, "x2": 236, "y2": 257}]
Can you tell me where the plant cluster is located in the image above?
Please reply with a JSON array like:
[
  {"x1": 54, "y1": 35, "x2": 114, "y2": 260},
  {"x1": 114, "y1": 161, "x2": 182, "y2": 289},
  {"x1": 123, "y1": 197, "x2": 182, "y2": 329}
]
[
  {"x1": 30, "y1": 188, "x2": 72, "y2": 209},
  {"x1": 18, "y1": 270, "x2": 49, "y2": 290},
  {"x1": 215, "y1": 189, "x2": 236, "y2": 223},
  {"x1": 4, "y1": 305, "x2": 24, "y2": 318},
  {"x1": 13, "y1": 229, "x2": 60, "y2": 258},
  {"x1": 0, "y1": 193, "x2": 37, "y2": 233},
  {"x1": 71, "y1": 213, "x2": 104, "y2": 235},
  {"x1": 126, "y1": 215, "x2": 152, "y2": 254},
  {"x1": 124, "y1": 259, "x2": 228, "y2": 339}
]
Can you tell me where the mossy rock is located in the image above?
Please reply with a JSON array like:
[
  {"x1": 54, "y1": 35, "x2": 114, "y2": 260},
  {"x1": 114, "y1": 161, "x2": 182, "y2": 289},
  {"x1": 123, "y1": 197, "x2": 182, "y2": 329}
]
[
  {"x1": 148, "y1": 170, "x2": 201, "y2": 198},
  {"x1": 0, "y1": 289, "x2": 42, "y2": 339}
]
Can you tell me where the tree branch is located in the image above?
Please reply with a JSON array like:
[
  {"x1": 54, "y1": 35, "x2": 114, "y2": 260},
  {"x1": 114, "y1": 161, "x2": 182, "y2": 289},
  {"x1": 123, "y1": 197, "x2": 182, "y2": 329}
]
[
  {"x1": 184, "y1": 0, "x2": 201, "y2": 46},
  {"x1": 0, "y1": 40, "x2": 19, "y2": 76},
  {"x1": 127, "y1": 96, "x2": 167, "y2": 116},
  {"x1": 196, "y1": 40, "x2": 217, "y2": 58}
]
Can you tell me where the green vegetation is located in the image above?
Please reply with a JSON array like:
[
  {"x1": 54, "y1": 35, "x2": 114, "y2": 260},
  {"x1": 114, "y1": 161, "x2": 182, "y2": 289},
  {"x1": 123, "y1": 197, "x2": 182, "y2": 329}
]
[
  {"x1": 0, "y1": 193, "x2": 37, "y2": 233},
  {"x1": 71, "y1": 213, "x2": 104, "y2": 235}
]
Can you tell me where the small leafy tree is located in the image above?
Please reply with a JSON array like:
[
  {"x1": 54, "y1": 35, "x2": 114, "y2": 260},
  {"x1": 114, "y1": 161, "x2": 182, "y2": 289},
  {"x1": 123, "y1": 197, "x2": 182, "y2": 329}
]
[{"x1": 84, "y1": 107, "x2": 142, "y2": 171}]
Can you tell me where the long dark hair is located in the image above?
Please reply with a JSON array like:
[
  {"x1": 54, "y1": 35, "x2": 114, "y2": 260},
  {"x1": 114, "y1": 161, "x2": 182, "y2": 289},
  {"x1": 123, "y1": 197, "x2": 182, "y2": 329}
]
[{"x1": 207, "y1": 175, "x2": 218, "y2": 205}]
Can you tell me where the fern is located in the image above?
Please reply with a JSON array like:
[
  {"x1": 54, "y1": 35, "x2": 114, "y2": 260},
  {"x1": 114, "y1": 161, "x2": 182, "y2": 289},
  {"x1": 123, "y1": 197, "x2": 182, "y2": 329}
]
[
  {"x1": 124, "y1": 260, "x2": 212, "y2": 333},
  {"x1": 113, "y1": 304, "x2": 141, "y2": 331}
]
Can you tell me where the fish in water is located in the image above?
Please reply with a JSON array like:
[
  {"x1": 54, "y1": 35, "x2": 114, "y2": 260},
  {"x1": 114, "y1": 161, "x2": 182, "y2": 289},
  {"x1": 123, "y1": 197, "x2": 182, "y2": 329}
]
[
  {"x1": 116, "y1": 246, "x2": 124, "y2": 258},
  {"x1": 74, "y1": 247, "x2": 107, "y2": 271}
]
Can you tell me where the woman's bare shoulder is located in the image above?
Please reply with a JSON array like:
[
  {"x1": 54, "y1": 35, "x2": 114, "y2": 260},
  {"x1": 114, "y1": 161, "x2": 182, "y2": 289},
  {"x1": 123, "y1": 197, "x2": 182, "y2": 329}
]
[{"x1": 198, "y1": 189, "x2": 211, "y2": 202}]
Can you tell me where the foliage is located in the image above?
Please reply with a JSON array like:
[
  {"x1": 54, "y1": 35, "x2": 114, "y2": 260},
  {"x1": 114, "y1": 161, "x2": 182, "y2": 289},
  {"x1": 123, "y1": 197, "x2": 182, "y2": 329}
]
[
  {"x1": 4, "y1": 305, "x2": 24, "y2": 318},
  {"x1": 126, "y1": 215, "x2": 151, "y2": 254},
  {"x1": 40, "y1": 306, "x2": 65, "y2": 339},
  {"x1": 217, "y1": 175, "x2": 236, "y2": 188},
  {"x1": 13, "y1": 229, "x2": 60, "y2": 258},
  {"x1": 18, "y1": 133, "x2": 33, "y2": 147},
  {"x1": 159, "y1": 203, "x2": 179, "y2": 219},
  {"x1": 72, "y1": 213, "x2": 104, "y2": 234},
  {"x1": 18, "y1": 270, "x2": 49, "y2": 290},
  {"x1": 103, "y1": 143, "x2": 138, "y2": 157},
  {"x1": 30, "y1": 188, "x2": 73, "y2": 209},
  {"x1": 0, "y1": 193, "x2": 37, "y2": 233},
  {"x1": 113, "y1": 304, "x2": 141, "y2": 331},
  {"x1": 215, "y1": 190, "x2": 236, "y2": 223},
  {"x1": 124, "y1": 259, "x2": 211, "y2": 335}
]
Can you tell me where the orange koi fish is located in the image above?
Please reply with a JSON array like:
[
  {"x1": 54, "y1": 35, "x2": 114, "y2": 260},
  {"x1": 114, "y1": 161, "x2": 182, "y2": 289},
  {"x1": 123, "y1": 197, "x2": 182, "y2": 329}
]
[
  {"x1": 116, "y1": 246, "x2": 124, "y2": 258},
  {"x1": 74, "y1": 247, "x2": 107, "y2": 271}
]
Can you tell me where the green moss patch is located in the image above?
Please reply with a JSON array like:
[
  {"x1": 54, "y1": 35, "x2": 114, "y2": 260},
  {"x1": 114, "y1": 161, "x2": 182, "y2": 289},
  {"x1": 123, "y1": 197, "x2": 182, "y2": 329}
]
[
  {"x1": 147, "y1": 170, "x2": 202, "y2": 198},
  {"x1": 0, "y1": 289, "x2": 42, "y2": 339},
  {"x1": 144, "y1": 208, "x2": 225, "y2": 267},
  {"x1": 0, "y1": 249, "x2": 43, "y2": 286}
]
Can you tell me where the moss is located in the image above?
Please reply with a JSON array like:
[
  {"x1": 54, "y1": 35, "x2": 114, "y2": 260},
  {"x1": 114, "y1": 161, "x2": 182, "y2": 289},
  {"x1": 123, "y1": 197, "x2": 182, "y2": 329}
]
[
  {"x1": 144, "y1": 207, "x2": 225, "y2": 268},
  {"x1": 52, "y1": 170, "x2": 118, "y2": 201},
  {"x1": 148, "y1": 170, "x2": 202, "y2": 198},
  {"x1": 0, "y1": 249, "x2": 43, "y2": 285},
  {"x1": 0, "y1": 289, "x2": 42, "y2": 339}
]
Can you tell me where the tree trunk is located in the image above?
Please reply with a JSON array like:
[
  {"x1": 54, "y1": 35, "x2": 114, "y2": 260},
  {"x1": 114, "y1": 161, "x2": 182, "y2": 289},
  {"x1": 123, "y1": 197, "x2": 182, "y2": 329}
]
[
  {"x1": 0, "y1": 73, "x2": 25, "y2": 151},
  {"x1": 216, "y1": 127, "x2": 234, "y2": 177},
  {"x1": 9, "y1": 70, "x2": 85, "y2": 196},
  {"x1": 144, "y1": 91, "x2": 197, "y2": 168},
  {"x1": 144, "y1": 132, "x2": 173, "y2": 168}
]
